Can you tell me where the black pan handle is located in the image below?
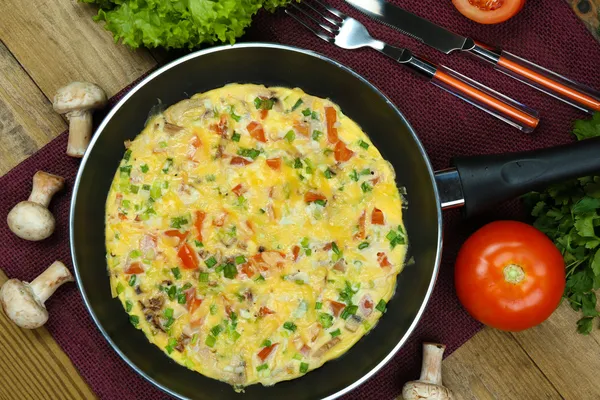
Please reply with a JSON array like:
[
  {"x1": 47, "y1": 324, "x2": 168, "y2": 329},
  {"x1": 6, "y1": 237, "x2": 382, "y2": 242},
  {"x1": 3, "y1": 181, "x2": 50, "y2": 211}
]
[{"x1": 437, "y1": 136, "x2": 600, "y2": 217}]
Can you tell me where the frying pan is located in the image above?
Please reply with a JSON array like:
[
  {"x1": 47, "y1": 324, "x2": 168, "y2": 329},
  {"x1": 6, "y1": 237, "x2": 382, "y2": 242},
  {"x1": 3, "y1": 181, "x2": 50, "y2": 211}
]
[{"x1": 70, "y1": 43, "x2": 600, "y2": 400}]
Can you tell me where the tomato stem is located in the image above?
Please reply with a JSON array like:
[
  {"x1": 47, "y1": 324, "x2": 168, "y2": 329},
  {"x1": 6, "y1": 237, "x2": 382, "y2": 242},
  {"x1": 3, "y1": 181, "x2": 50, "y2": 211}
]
[{"x1": 503, "y1": 264, "x2": 525, "y2": 284}]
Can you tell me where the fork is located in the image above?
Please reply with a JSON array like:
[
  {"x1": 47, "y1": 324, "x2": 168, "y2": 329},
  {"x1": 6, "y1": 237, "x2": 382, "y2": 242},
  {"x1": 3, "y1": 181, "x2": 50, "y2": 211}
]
[{"x1": 286, "y1": 0, "x2": 540, "y2": 133}]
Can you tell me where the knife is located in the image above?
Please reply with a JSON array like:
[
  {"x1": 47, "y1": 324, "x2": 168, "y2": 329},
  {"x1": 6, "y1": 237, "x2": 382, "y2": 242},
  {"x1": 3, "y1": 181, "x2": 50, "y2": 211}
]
[{"x1": 346, "y1": 0, "x2": 600, "y2": 114}]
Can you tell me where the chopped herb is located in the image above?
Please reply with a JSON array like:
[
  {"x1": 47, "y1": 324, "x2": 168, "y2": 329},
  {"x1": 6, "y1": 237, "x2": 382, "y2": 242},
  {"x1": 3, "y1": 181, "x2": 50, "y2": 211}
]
[
  {"x1": 128, "y1": 275, "x2": 137, "y2": 287},
  {"x1": 361, "y1": 182, "x2": 372, "y2": 193},
  {"x1": 171, "y1": 267, "x2": 181, "y2": 280},
  {"x1": 166, "y1": 337, "x2": 177, "y2": 354},
  {"x1": 150, "y1": 182, "x2": 162, "y2": 199},
  {"x1": 295, "y1": 280, "x2": 304, "y2": 285},
  {"x1": 314, "y1": 199, "x2": 327, "y2": 207},
  {"x1": 386, "y1": 227, "x2": 406, "y2": 248},
  {"x1": 311, "y1": 111, "x2": 319, "y2": 120},
  {"x1": 142, "y1": 184, "x2": 151, "y2": 191},
  {"x1": 164, "y1": 317, "x2": 175, "y2": 329},
  {"x1": 293, "y1": 158, "x2": 303, "y2": 169},
  {"x1": 291, "y1": 98, "x2": 303, "y2": 111},
  {"x1": 293, "y1": 353, "x2": 303, "y2": 361},
  {"x1": 177, "y1": 293, "x2": 187, "y2": 305},
  {"x1": 170, "y1": 217, "x2": 188, "y2": 229},
  {"x1": 129, "y1": 249, "x2": 141, "y2": 258},
  {"x1": 210, "y1": 304, "x2": 217, "y2": 315},
  {"x1": 284, "y1": 130, "x2": 295, "y2": 143},
  {"x1": 215, "y1": 264, "x2": 224, "y2": 273},
  {"x1": 305, "y1": 166, "x2": 313, "y2": 175},
  {"x1": 206, "y1": 174, "x2": 216, "y2": 182},
  {"x1": 205, "y1": 257, "x2": 217, "y2": 268},
  {"x1": 194, "y1": 240, "x2": 204, "y2": 248},
  {"x1": 199, "y1": 272, "x2": 209, "y2": 283},
  {"x1": 140, "y1": 164, "x2": 149, "y2": 173},
  {"x1": 331, "y1": 242, "x2": 341, "y2": 255},
  {"x1": 162, "y1": 158, "x2": 174, "y2": 173},
  {"x1": 121, "y1": 200, "x2": 131, "y2": 209},
  {"x1": 123, "y1": 149, "x2": 132, "y2": 161},
  {"x1": 255, "y1": 274, "x2": 265, "y2": 282},
  {"x1": 283, "y1": 321, "x2": 297, "y2": 332},
  {"x1": 237, "y1": 148, "x2": 260, "y2": 160},
  {"x1": 129, "y1": 315, "x2": 139, "y2": 326},
  {"x1": 230, "y1": 330, "x2": 241, "y2": 341},
  {"x1": 340, "y1": 305, "x2": 358, "y2": 320},
  {"x1": 359, "y1": 140, "x2": 370, "y2": 149},
  {"x1": 315, "y1": 302, "x2": 323, "y2": 310},
  {"x1": 261, "y1": 339, "x2": 272, "y2": 347},
  {"x1": 330, "y1": 328, "x2": 341, "y2": 337},
  {"x1": 235, "y1": 256, "x2": 246, "y2": 265},
  {"x1": 256, "y1": 364, "x2": 269, "y2": 372},
  {"x1": 350, "y1": 169, "x2": 359, "y2": 182},
  {"x1": 232, "y1": 132, "x2": 241, "y2": 142},
  {"x1": 163, "y1": 181, "x2": 169, "y2": 189},
  {"x1": 318, "y1": 313, "x2": 334, "y2": 328},
  {"x1": 312, "y1": 130, "x2": 323, "y2": 140},
  {"x1": 119, "y1": 165, "x2": 132, "y2": 177},
  {"x1": 159, "y1": 141, "x2": 168, "y2": 148},
  {"x1": 259, "y1": 208, "x2": 266, "y2": 214},
  {"x1": 167, "y1": 285, "x2": 177, "y2": 300},
  {"x1": 210, "y1": 325, "x2": 223, "y2": 337},
  {"x1": 164, "y1": 308, "x2": 174, "y2": 319},
  {"x1": 324, "y1": 168, "x2": 336, "y2": 179},
  {"x1": 230, "y1": 109, "x2": 241, "y2": 122},
  {"x1": 339, "y1": 281, "x2": 359, "y2": 305},
  {"x1": 358, "y1": 242, "x2": 369, "y2": 250},
  {"x1": 301, "y1": 108, "x2": 311, "y2": 117},
  {"x1": 376, "y1": 299, "x2": 387, "y2": 313},
  {"x1": 130, "y1": 184, "x2": 139, "y2": 194},
  {"x1": 254, "y1": 97, "x2": 275, "y2": 110},
  {"x1": 360, "y1": 168, "x2": 371, "y2": 175},
  {"x1": 205, "y1": 335, "x2": 216, "y2": 347},
  {"x1": 300, "y1": 362, "x2": 309, "y2": 373},
  {"x1": 305, "y1": 249, "x2": 312, "y2": 256},
  {"x1": 182, "y1": 282, "x2": 193, "y2": 290},
  {"x1": 125, "y1": 300, "x2": 133, "y2": 312},
  {"x1": 223, "y1": 263, "x2": 237, "y2": 279}
]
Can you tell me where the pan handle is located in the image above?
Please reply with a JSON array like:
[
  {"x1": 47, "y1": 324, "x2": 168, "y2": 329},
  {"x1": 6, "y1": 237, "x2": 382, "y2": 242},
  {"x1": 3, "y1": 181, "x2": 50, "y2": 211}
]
[{"x1": 434, "y1": 136, "x2": 600, "y2": 217}]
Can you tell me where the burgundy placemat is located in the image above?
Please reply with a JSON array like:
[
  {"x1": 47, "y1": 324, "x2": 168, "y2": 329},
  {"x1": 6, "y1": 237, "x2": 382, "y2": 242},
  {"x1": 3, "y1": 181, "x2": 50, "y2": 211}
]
[{"x1": 2, "y1": 0, "x2": 600, "y2": 398}]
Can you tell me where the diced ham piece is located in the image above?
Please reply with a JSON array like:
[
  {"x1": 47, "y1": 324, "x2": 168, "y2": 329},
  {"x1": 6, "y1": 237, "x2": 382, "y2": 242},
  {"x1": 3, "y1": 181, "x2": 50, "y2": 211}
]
[
  {"x1": 359, "y1": 294, "x2": 374, "y2": 317},
  {"x1": 313, "y1": 337, "x2": 341, "y2": 358},
  {"x1": 294, "y1": 121, "x2": 309, "y2": 136},
  {"x1": 354, "y1": 210, "x2": 366, "y2": 240},
  {"x1": 124, "y1": 262, "x2": 144, "y2": 275},
  {"x1": 332, "y1": 259, "x2": 346, "y2": 272},
  {"x1": 329, "y1": 300, "x2": 346, "y2": 317},
  {"x1": 377, "y1": 252, "x2": 392, "y2": 267},
  {"x1": 140, "y1": 233, "x2": 157, "y2": 254},
  {"x1": 213, "y1": 211, "x2": 227, "y2": 227},
  {"x1": 258, "y1": 306, "x2": 275, "y2": 317}
]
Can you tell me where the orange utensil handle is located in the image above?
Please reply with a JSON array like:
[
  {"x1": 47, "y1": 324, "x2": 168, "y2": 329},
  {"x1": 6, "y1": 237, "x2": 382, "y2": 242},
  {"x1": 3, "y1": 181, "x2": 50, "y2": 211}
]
[
  {"x1": 495, "y1": 51, "x2": 600, "y2": 114},
  {"x1": 431, "y1": 66, "x2": 539, "y2": 133}
]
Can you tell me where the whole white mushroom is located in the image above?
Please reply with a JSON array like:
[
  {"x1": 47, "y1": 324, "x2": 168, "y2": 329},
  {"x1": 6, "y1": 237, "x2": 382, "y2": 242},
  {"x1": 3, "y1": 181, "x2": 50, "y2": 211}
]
[
  {"x1": 7, "y1": 171, "x2": 65, "y2": 241},
  {"x1": 0, "y1": 261, "x2": 74, "y2": 329},
  {"x1": 402, "y1": 343, "x2": 453, "y2": 400},
  {"x1": 53, "y1": 81, "x2": 107, "y2": 157}
]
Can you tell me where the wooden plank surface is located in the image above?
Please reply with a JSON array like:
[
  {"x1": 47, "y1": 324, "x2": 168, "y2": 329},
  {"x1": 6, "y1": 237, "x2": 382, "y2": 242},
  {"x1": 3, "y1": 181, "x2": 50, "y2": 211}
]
[{"x1": 0, "y1": 270, "x2": 96, "y2": 400}]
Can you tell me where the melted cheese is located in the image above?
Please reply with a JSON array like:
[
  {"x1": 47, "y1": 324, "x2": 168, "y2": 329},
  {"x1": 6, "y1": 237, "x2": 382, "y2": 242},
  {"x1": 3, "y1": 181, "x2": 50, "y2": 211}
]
[{"x1": 105, "y1": 84, "x2": 407, "y2": 389}]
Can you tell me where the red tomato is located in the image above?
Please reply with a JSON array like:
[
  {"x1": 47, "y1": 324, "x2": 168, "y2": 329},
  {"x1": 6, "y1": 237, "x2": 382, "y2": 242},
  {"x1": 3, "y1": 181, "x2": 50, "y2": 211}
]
[
  {"x1": 371, "y1": 208, "x2": 385, "y2": 225},
  {"x1": 194, "y1": 211, "x2": 205, "y2": 242},
  {"x1": 124, "y1": 262, "x2": 144, "y2": 275},
  {"x1": 178, "y1": 243, "x2": 199, "y2": 270},
  {"x1": 325, "y1": 106, "x2": 339, "y2": 144},
  {"x1": 304, "y1": 191, "x2": 326, "y2": 203},
  {"x1": 455, "y1": 221, "x2": 565, "y2": 331},
  {"x1": 452, "y1": 0, "x2": 525, "y2": 24},
  {"x1": 329, "y1": 300, "x2": 346, "y2": 317},
  {"x1": 354, "y1": 210, "x2": 366, "y2": 240},
  {"x1": 266, "y1": 158, "x2": 282, "y2": 170},
  {"x1": 257, "y1": 343, "x2": 278, "y2": 361},
  {"x1": 334, "y1": 140, "x2": 354, "y2": 162},
  {"x1": 247, "y1": 121, "x2": 266, "y2": 142}
]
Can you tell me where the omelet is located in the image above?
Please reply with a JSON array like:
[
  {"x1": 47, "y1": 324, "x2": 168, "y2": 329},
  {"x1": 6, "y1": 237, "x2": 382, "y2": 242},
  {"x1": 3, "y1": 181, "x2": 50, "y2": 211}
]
[{"x1": 105, "y1": 84, "x2": 408, "y2": 389}]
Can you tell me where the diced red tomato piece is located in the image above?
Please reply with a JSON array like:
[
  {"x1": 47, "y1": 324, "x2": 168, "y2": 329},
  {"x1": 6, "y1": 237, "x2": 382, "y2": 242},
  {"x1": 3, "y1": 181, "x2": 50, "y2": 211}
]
[
  {"x1": 257, "y1": 343, "x2": 278, "y2": 361},
  {"x1": 178, "y1": 243, "x2": 199, "y2": 270},
  {"x1": 187, "y1": 135, "x2": 202, "y2": 160},
  {"x1": 194, "y1": 211, "x2": 205, "y2": 242},
  {"x1": 210, "y1": 115, "x2": 228, "y2": 137},
  {"x1": 124, "y1": 262, "x2": 144, "y2": 275},
  {"x1": 259, "y1": 109, "x2": 269, "y2": 120},
  {"x1": 258, "y1": 306, "x2": 275, "y2": 317},
  {"x1": 185, "y1": 288, "x2": 203, "y2": 315},
  {"x1": 230, "y1": 156, "x2": 252, "y2": 166},
  {"x1": 377, "y1": 252, "x2": 392, "y2": 267},
  {"x1": 305, "y1": 191, "x2": 326, "y2": 203},
  {"x1": 164, "y1": 229, "x2": 189, "y2": 243},
  {"x1": 354, "y1": 210, "x2": 366, "y2": 240},
  {"x1": 325, "y1": 106, "x2": 339, "y2": 144},
  {"x1": 247, "y1": 121, "x2": 266, "y2": 142},
  {"x1": 292, "y1": 245, "x2": 300, "y2": 261},
  {"x1": 371, "y1": 208, "x2": 385, "y2": 225},
  {"x1": 240, "y1": 263, "x2": 255, "y2": 278},
  {"x1": 266, "y1": 158, "x2": 282, "y2": 170},
  {"x1": 294, "y1": 121, "x2": 310, "y2": 136},
  {"x1": 118, "y1": 213, "x2": 128, "y2": 220},
  {"x1": 329, "y1": 300, "x2": 346, "y2": 317},
  {"x1": 334, "y1": 140, "x2": 354, "y2": 162},
  {"x1": 232, "y1": 183, "x2": 246, "y2": 196}
]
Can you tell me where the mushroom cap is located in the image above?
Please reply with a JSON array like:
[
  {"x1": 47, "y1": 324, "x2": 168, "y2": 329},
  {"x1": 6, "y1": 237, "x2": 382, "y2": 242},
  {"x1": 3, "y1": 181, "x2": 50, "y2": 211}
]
[
  {"x1": 0, "y1": 279, "x2": 48, "y2": 329},
  {"x1": 7, "y1": 201, "x2": 55, "y2": 241},
  {"x1": 53, "y1": 81, "x2": 107, "y2": 114},
  {"x1": 402, "y1": 381, "x2": 453, "y2": 400}
]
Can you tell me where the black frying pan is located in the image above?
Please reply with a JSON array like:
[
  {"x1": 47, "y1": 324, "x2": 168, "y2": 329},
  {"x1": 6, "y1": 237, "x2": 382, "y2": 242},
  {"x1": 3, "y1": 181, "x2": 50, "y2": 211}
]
[{"x1": 70, "y1": 44, "x2": 600, "y2": 400}]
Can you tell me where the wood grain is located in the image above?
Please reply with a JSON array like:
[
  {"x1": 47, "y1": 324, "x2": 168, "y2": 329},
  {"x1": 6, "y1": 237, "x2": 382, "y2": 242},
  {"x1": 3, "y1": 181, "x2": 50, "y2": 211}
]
[
  {"x1": 0, "y1": 0, "x2": 157, "y2": 99},
  {"x1": 0, "y1": 269, "x2": 96, "y2": 400},
  {"x1": 0, "y1": 42, "x2": 67, "y2": 176},
  {"x1": 567, "y1": 0, "x2": 600, "y2": 41}
]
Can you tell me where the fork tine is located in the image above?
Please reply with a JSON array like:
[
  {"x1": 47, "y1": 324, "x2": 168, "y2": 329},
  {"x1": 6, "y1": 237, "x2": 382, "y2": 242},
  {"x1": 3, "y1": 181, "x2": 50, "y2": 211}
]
[
  {"x1": 301, "y1": 0, "x2": 342, "y2": 27},
  {"x1": 310, "y1": 0, "x2": 347, "y2": 20},
  {"x1": 285, "y1": 8, "x2": 335, "y2": 44},
  {"x1": 288, "y1": 3, "x2": 338, "y2": 35}
]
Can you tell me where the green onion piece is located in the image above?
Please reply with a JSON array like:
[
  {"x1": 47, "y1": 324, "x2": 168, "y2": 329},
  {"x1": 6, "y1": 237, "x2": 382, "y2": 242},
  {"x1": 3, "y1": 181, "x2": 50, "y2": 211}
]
[
  {"x1": 162, "y1": 157, "x2": 174, "y2": 173},
  {"x1": 119, "y1": 165, "x2": 132, "y2": 177},
  {"x1": 230, "y1": 109, "x2": 241, "y2": 122},
  {"x1": 167, "y1": 285, "x2": 177, "y2": 300},
  {"x1": 340, "y1": 305, "x2": 358, "y2": 320},
  {"x1": 125, "y1": 300, "x2": 133, "y2": 312},
  {"x1": 194, "y1": 240, "x2": 203, "y2": 248},
  {"x1": 128, "y1": 275, "x2": 137, "y2": 287},
  {"x1": 164, "y1": 308, "x2": 174, "y2": 318},
  {"x1": 350, "y1": 169, "x2": 359, "y2": 182},
  {"x1": 314, "y1": 199, "x2": 327, "y2": 207},
  {"x1": 330, "y1": 328, "x2": 341, "y2": 337},
  {"x1": 159, "y1": 141, "x2": 168, "y2": 148},
  {"x1": 164, "y1": 318, "x2": 174, "y2": 328},
  {"x1": 205, "y1": 335, "x2": 216, "y2": 348},
  {"x1": 358, "y1": 242, "x2": 369, "y2": 250},
  {"x1": 295, "y1": 280, "x2": 304, "y2": 285},
  {"x1": 254, "y1": 97, "x2": 263, "y2": 109},
  {"x1": 150, "y1": 182, "x2": 162, "y2": 199},
  {"x1": 130, "y1": 185, "x2": 139, "y2": 194},
  {"x1": 182, "y1": 282, "x2": 192, "y2": 290},
  {"x1": 300, "y1": 362, "x2": 309, "y2": 373},
  {"x1": 205, "y1": 257, "x2": 217, "y2": 268},
  {"x1": 360, "y1": 168, "x2": 371, "y2": 175},
  {"x1": 261, "y1": 339, "x2": 272, "y2": 347},
  {"x1": 140, "y1": 164, "x2": 149, "y2": 173},
  {"x1": 386, "y1": 230, "x2": 397, "y2": 241},
  {"x1": 129, "y1": 315, "x2": 139, "y2": 326},
  {"x1": 284, "y1": 130, "x2": 295, "y2": 143},
  {"x1": 232, "y1": 132, "x2": 241, "y2": 142},
  {"x1": 206, "y1": 174, "x2": 216, "y2": 182},
  {"x1": 223, "y1": 263, "x2": 237, "y2": 279},
  {"x1": 215, "y1": 264, "x2": 224, "y2": 273},
  {"x1": 230, "y1": 330, "x2": 241, "y2": 341},
  {"x1": 324, "y1": 168, "x2": 335, "y2": 179},
  {"x1": 331, "y1": 242, "x2": 340, "y2": 255},
  {"x1": 235, "y1": 256, "x2": 246, "y2": 265},
  {"x1": 199, "y1": 272, "x2": 209, "y2": 283},
  {"x1": 129, "y1": 249, "x2": 141, "y2": 258},
  {"x1": 283, "y1": 321, "x2": 297, "y2": 332},
  {"x1": 305, "y1": 166, "x2": 313, "y2": 175},
  {"x1": 301, "y1": 237, "x2": 310, "y2": 248},
  {"x1": 311, "y1": 111, "x2": 319, "y2": 120},
  {"x1": 163, "y1": 181, "x2": 169, "y2": 189},
  {"x1": 166, "y1": 337, "x2": 177, "y2": 354},
  {"x1": 255, "y1": 274, "x2": 265, "y2": 282},
  {"x1": 318, "y1": 313, "x2": 334, "y2": 328},
  {"x1": 376, "y1": 299, "x2": 387, "y2": 312},
  {"x1": 121, "y1": 200, "x2": 131, "y2": 209},
  {"x1": 142, "y1": 184, "x2": 151, "y2": 191},
  {"x1": 237, "y1": 148, "x2": 261, "y2": 160},
  {"x1": 123, "y1": 149, "x2": 132, "y2": 161},
  {"x1": 291, "y1": 98, "x2": 303, "y2": 111},
  {"x1": 293, "y1": 158, "x2": 302, "y2": 169},
  {"x1": 361, "y1": 182, "x2": 372, "y2": 193},
  {"x1": 301, "y1": 108, "x2": 311, "y2": 116},
  {"x1": 170, "y1": 216, "x2": 188, "y2": 229},
  {"x1": 177, "y1": 293, "x2": 187, "y2": 304},
  {"x1": 210, "y1": 325, "x2": 223, "y2": 337},
  {"x1": 256, "y1": 364, "x2": 268, "y2": 372},
  {"x1": 305, "y1": 249, "x2": 312, "y2": 256},
  {"x1": 171, "y1": 267, "x2": 181, "y2": 280},
  {"x1": 210, "y1": 304, "x2": 217, "y2": 315},
  {"x1": 315, "y1": 302, "x2": 323, "y2": 310},
  {"x1": 359, "y1": 140, "x2": 370, "y2": 149},
  {"x1": 293, "y1": 353, "x2": 303, "y2": 361},
  {"x1": 312, "y1": 130, "x2": 323, "y2": 141}
]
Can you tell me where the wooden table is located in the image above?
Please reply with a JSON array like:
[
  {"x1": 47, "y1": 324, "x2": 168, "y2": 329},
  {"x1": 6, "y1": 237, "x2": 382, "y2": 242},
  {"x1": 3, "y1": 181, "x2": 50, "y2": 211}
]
[{"x1": 1, "y1": 1, "x2": 599, "y2": 399}]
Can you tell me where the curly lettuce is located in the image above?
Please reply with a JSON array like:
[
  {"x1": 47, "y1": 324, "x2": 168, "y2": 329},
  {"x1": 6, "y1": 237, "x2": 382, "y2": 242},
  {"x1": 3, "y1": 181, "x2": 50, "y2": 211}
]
[{"x1": 81, "y1": 0, "x2": 294, "y2": 49}]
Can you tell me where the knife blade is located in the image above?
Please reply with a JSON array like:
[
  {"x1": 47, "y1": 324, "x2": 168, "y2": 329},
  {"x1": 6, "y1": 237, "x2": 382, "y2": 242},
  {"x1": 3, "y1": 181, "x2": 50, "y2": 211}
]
[{"x1": 345, "y1": 0, "x2": 600, "y2": 113}]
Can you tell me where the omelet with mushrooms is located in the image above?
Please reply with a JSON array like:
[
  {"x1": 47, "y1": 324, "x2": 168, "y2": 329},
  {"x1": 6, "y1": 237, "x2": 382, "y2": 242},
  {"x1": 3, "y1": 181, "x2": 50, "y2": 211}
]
[{"x1": 105, "y1": 84, "x2": 408, "y2": 388}]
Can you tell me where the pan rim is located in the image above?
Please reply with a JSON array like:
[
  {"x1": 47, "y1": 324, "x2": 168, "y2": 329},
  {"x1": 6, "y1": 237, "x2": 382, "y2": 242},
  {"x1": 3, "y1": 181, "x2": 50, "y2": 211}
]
[{"x1": 69, "y1": 42, "x2": 443, "y2": 400}]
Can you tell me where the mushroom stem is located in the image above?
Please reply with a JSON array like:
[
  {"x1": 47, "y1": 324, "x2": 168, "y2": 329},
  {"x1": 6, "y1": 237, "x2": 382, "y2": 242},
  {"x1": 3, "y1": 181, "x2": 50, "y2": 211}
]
[
  {"x1": 28, "y1": 171, "x2": 65, "y2": 207},
  {"x1": 66, "y1": 110, "x2": 93, "y2": 157},
  {"x1": 420, "y1": 342, "x2": 445, "y2": 386},
  {"x1": 29, "y1": 261, "x2": 74, "y2": 304}
]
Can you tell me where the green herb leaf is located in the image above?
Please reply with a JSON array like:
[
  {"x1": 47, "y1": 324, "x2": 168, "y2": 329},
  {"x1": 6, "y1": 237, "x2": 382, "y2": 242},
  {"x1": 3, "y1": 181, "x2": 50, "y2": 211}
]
[
  {"x1": 291, "y1": 99, "x2": 303, "y2": 111},
  {"x1": 231, "y1": 132, "x2": 241, "y2": 142}
]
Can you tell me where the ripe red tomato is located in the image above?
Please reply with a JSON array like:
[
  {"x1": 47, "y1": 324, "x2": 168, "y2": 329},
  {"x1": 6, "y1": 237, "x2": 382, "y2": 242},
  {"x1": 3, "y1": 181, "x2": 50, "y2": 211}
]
[
  {"x1": 455, "y1": 221, "x2": 565, "y2": 331},
  {"x1": 452, "y1": 0, "x2": 525, "y2": 24}
]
